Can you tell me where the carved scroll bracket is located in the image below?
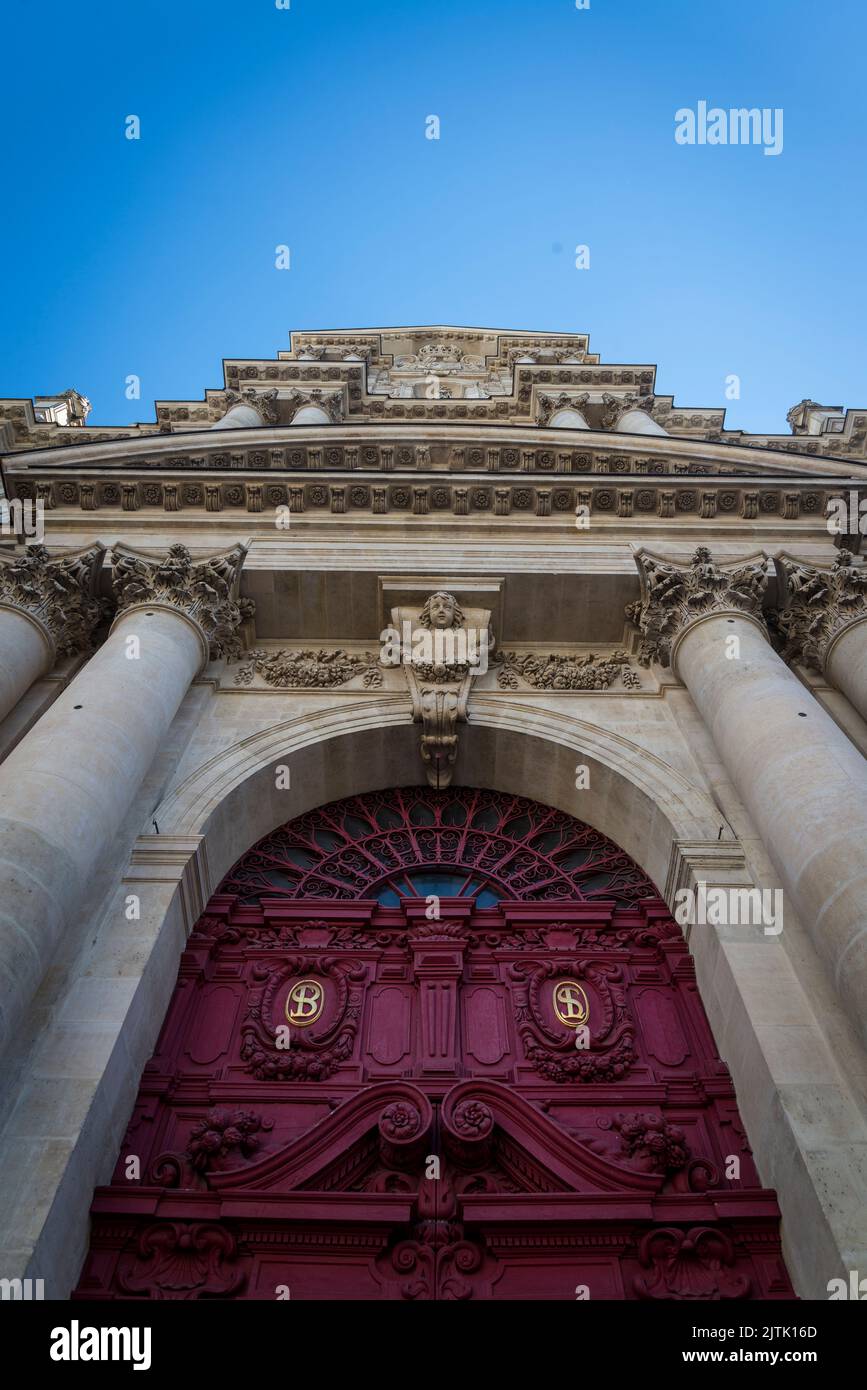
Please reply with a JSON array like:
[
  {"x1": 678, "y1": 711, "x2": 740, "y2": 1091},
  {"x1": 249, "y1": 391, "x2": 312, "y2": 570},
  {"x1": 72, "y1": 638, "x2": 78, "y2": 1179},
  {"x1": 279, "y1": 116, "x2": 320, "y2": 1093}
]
[{"x1": 386, "y1": 590, "x2": 495, "y2": 789}]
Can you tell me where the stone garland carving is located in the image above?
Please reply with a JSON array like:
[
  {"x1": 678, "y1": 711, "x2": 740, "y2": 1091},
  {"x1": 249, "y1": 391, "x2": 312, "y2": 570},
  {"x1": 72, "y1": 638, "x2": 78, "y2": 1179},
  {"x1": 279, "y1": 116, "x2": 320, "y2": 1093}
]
[
  {"x1": 388, "y1": 590, "x2": 495, "y2": 790},
  {"x1": 111, "y1": 542, "x2": 252, "y2": 661},
  {"x1": 232, "y1": 647, "x2": 383, "y2": 688},
  {"x1": 0, "y1": 542, "x2": 106, "y2": 655},
  {"x1": 626, "y1": 545, "x2": 770, "y2": 667},
  {"x1": 773, "y1": 549, "x2": 867, "y2": 671},
  {"x1": 496, "y1": 649, "x2": 641, "y2": 690}
]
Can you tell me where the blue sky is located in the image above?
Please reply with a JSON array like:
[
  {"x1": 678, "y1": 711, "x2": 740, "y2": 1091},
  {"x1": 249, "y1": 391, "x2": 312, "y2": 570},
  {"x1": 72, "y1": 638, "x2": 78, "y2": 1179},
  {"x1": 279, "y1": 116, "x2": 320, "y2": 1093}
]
[{"x1": 1, "y1": 0, "x2": 864, "y2": 432}]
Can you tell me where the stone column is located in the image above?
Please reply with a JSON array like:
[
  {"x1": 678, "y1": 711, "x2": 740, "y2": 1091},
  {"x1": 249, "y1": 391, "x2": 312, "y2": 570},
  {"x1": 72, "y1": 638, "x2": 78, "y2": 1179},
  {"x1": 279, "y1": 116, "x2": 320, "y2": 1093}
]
[
  {"x1": 211, "y1": 388, "x2": 279, "y2": 430},
  {"x1": 630, "y1": 545, "x2": 867, "y2": 1048},
  {"x1": 0, "y1": 544, "x2": 105, "y2": 721},
  {"x1": 773, "y1": 549, "x2": 867, "y2": 724},
  {"x1": 0, "y1": 542, "x2": 249, "y2": 1060}
]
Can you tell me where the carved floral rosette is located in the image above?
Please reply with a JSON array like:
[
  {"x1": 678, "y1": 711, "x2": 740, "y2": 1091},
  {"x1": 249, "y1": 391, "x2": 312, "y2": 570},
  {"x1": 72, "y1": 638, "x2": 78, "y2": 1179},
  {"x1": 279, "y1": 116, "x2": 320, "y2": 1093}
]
[
  {"x1": 509, "y1": 957, "x2": 637, "y2": 1083},
  {"x1": 241, "y1": 955, "x2": 365, "y2": 1080}
]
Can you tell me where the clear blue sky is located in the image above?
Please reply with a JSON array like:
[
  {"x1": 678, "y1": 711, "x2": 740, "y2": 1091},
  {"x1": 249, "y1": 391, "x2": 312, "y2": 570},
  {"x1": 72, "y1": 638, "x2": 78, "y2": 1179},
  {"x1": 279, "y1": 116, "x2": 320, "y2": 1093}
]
[{"x1": 1, "y1": 0, "x2": 864, "y2": 432}]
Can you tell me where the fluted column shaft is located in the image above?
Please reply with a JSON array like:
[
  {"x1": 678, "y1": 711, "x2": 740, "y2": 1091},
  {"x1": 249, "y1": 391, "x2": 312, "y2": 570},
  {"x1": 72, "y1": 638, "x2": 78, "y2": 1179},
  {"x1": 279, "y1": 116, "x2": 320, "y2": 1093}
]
[{"x1": 0, "y1": 543, "x2": 247, "y2": 1060}]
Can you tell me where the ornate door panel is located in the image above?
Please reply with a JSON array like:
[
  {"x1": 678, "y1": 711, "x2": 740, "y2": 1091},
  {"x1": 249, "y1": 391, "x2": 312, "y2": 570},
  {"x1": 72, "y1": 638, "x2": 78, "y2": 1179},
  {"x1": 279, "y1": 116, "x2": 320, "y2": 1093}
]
[{"x1": 74, "y1": 788, "x2": 794, "y2": 1301}]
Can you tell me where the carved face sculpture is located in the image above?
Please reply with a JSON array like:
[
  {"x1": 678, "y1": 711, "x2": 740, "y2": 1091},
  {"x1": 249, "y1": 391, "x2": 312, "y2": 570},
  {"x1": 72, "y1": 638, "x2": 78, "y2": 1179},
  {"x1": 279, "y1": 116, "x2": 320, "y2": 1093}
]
[{"x1": 426, "y1": 591, "x2": 458, "y2": 630}]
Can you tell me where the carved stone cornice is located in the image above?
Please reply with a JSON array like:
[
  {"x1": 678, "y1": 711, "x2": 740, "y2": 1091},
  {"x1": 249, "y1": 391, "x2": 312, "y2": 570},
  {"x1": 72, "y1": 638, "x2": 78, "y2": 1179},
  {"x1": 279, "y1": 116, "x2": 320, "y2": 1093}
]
[
  {"x1": 773, "y1": 549, "x2": 867, "y2": 671},
  {"x1": 0, "y1": 542, "x2": 106, "y2": 656},
  {"x1": 627, "y1": 546, "x2": 770, "y2": 668},
  {"x1": 111, "y1": 542, "x2": 251, "y2": 660}
]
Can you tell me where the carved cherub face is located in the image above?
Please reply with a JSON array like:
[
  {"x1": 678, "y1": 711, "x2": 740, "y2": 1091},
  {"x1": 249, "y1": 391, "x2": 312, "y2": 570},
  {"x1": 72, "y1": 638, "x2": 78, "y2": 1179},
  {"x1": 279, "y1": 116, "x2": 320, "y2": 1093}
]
[{"x1": 424, "y1": 591, "x2": 460, "y2": 629}]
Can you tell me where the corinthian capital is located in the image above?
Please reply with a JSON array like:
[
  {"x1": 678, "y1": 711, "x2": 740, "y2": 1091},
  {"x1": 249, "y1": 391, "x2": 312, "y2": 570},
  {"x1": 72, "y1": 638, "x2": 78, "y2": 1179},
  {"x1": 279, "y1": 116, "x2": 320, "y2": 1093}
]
[
  {"x1": 0, "y1": 542, "x2": 106, "y2": 656},
  {"x1": 111, "y1": 542, "x2": 252, "y2": 660},
  {"x1": 627, "y1": 546, "x2": 770, "y2": 667},
  {"x1": 773, "y1": 549, "x2": 867, "y2": 671}
]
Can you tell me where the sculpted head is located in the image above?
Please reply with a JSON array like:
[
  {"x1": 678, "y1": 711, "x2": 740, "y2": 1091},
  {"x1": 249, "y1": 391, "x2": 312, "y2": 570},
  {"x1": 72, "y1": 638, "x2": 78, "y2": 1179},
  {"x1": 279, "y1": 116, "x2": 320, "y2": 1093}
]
[{"x1": 420, "y1": 591, "x2": 464, "y2": 630}]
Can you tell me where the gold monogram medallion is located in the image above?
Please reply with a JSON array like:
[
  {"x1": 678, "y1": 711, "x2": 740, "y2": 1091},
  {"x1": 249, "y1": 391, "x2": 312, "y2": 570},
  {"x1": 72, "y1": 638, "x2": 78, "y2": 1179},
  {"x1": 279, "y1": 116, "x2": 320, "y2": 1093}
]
[
  {"x1": 286, "y1": 978, "x2": 325, "y2": 1027},
  {"x1": 553, "y1": 980, "x2": 589, "y2": 1029}
]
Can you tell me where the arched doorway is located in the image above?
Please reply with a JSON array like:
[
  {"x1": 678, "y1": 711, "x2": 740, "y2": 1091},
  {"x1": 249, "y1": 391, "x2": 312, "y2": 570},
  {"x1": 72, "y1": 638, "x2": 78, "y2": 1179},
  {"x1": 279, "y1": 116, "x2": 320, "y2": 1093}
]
[{"x1": 74, "y1": 788, "x2": 793, "y2": 1300}]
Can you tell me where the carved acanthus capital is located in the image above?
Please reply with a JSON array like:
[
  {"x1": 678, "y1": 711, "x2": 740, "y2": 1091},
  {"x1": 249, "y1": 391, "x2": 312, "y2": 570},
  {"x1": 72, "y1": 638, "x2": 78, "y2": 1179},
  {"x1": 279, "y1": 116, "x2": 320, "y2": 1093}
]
[
  {"x1": 224, "y1": 388, "x2": 279, "y2": 425},
  {"x1": 286, "y1": 388, "x2": 343, "y2": 422},
  {"x1": 773, "y1": 549, "x2": 867, "y2": 671},
  {"x1": 600, "y1": 392, "x2": 655, "y2": 429},
  {"x1": 537, "y1": 392, "x2": 589, "y2": 426},
  {"x1": 0, "y1": 542, "x2": 106, "y2": 656},
  {"x1": 627, "y1": 547, "x2": 770, "y2": 668},
  {"x1": 111, "y1": 542, "x2": 251, "y2": 660}
]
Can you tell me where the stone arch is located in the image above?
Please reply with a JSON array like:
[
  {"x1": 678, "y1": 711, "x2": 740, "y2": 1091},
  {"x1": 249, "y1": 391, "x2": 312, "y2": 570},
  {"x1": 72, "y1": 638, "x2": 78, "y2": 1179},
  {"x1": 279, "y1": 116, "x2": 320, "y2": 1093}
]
[{"x1": 151, "y1": 695, "x2": 727, "y2": 906}]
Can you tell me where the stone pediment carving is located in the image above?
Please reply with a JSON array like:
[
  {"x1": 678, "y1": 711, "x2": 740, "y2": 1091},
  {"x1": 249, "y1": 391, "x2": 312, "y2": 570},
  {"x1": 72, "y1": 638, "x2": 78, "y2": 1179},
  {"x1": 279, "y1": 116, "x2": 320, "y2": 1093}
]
[
  {"x1": 385, "y1": 589, "x2": 495, "y2": 788},
  {"x1": 206, "y1": 1080, "x2": 664, "y2": 1200}
]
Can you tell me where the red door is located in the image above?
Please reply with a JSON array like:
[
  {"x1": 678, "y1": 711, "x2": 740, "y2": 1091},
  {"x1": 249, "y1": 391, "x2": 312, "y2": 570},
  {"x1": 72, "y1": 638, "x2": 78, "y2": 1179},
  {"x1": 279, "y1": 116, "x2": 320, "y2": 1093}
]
[{"x1": 74, "y1": 788, "x2": 793, "y2": 1300}]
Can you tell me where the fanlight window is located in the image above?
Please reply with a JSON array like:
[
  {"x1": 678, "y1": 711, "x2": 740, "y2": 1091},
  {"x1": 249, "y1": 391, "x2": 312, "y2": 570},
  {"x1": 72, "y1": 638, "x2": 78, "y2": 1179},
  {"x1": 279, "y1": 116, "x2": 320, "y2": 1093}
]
[{"x1": 219, "y1": 786, "x2": 659, "y2": 909}]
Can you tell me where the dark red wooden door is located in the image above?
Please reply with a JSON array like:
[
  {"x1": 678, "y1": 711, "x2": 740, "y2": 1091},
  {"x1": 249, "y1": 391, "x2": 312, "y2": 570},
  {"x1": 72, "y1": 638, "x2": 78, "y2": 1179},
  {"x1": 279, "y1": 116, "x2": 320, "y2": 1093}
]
[{"x1": 74, "y1": 788, "x2": 793, "y2": 1300}]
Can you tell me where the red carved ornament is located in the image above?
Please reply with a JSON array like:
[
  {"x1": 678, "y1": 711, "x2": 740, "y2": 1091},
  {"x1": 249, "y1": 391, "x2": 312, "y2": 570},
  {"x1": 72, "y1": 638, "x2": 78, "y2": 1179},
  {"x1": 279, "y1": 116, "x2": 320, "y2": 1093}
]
[{"x1": 74, "y1": 787, "x2": 794, "y2": 1300}]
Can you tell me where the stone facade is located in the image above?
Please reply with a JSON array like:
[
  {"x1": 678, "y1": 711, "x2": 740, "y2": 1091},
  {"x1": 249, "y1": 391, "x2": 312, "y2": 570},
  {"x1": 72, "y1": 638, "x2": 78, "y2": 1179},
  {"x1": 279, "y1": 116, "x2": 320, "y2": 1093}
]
[{"x1": 0, "y1": 326, "x2": 866, "y2": 1300}]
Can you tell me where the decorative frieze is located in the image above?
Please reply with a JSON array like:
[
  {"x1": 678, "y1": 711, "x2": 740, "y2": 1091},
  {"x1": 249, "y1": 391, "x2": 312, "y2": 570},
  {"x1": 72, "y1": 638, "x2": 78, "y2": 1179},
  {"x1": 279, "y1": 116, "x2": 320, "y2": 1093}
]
[
  {"x1": 628, "y1": 546, "x2": 770, "y2": 667},
  {"x1": 773, "y1": 549, "x2": 867, "y2": 671},
  {"x1": 496, "y1": 649, "x2": 641, "y2": 691},
  {"x1": 232, "y1": 648, "x2": 383, "y2": 689},
  {"x1": 0, "y1": 542, "x2": 106, "y2": 656},
  {"x1": 111, "y1": 542, "x2": 251, "y2": 660}
]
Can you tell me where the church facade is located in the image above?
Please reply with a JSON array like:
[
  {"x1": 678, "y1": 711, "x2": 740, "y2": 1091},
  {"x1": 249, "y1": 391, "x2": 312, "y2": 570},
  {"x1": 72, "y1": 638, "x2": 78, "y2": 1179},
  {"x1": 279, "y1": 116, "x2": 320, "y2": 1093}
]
[{"x1": 0, "y1": 327, "x2": 865, "y2": 1300}]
